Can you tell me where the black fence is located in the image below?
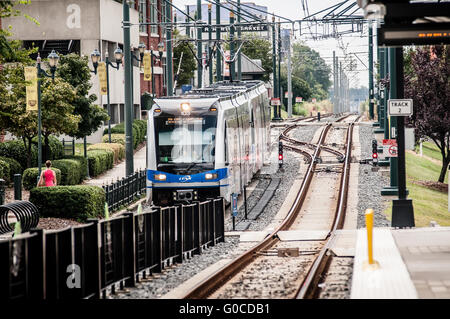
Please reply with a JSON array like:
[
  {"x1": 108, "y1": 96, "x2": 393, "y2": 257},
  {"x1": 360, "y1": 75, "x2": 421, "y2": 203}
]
[
  {"x1": 0, "y1": 198, "x2": 225, "y2": 299},
  {"x1": 103, "y1": 170, "x2": 147, "y2": 212}
]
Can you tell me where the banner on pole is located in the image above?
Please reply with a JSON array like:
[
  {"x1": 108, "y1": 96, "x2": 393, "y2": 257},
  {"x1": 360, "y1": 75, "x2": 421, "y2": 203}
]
[
  {"x1": 143, "y1": 52, "x2": 152, "y2": 81},
  {"x1": 295, "y1": 97, "x2": 303, "y2": 103},
  {"x1": 97, "y1": 62, "x2": 108, "y2": 95},
  {"x1": 24, "y1": 66, "x2": 38, "y2": 111}
]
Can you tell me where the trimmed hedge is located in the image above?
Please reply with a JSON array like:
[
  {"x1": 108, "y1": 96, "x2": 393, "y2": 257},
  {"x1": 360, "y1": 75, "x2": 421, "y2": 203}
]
[
  {"x1": 0, "y1": 156, "x2": 23, "y2": 182},
  {"x1": 87, "y1": 149, "x2": 114, "y2": 177},
  {"x1": 63, "y1": 155, "x2": 88, "y2": 179},
  {"x1": 102, "y1": 133, "x2": 125, "y2": 146},
  {"x1": 87, "y1": 143, "x2": 125, "y2": 163},
  {"x1": 22, "y1": 167, "x2": 62, "y2": 190},
  {"x1": 102, "y1": 119, "x2": 147, "y2": 149},
  {"x1": 29, "y1": 185, "x2": 106, "y2": 221},
  {"x1": 52, "y1": 159, "x2": 83, "y2": 185},
  {"x1": 32, "y1": 135, "x2": 64, "y2": 161}
]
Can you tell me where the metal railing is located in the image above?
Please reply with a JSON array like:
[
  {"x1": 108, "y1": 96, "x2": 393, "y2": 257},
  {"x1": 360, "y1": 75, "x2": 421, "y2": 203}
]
[
  {"x1": 0, "y1": 197, "x2": 225, "y2": 299},
  {"x1": 103, "y1": 169, "x2": 147, "y2": 212}
]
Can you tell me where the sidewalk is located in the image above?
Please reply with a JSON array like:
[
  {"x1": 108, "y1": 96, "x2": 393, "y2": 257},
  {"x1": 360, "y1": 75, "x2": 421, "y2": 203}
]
[{"x1": 83, "y1": 145, "x2": 147, "y2": 187}]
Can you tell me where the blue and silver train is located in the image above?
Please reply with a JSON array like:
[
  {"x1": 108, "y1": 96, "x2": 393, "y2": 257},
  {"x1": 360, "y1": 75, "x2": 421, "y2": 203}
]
[{"x1": 146, "y1": 81, "x2": 271, "y2": 206}]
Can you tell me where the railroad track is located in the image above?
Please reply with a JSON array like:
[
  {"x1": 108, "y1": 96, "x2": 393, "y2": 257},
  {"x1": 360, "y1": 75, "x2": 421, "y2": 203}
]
[{"x1": 181, "y1": 113, "x2": 360, "y2": 299}]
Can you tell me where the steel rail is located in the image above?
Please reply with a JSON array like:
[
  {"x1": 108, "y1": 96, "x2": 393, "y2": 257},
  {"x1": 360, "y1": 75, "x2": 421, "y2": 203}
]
[
  {"x1": 182, "y1": 120, "x2": 334, "y2": 299},
  {"x1": 295, "y1": 115, "x2": 360, "y2": 299}
]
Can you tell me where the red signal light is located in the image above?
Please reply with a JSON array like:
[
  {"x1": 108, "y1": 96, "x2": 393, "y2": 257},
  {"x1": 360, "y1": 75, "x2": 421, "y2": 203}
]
[
  {"x1": 279, "y1": 154, "x2": 283, "y2": 160},
  {"x1": 372, "y1": 153, "x2": 378, "y2": 159}
]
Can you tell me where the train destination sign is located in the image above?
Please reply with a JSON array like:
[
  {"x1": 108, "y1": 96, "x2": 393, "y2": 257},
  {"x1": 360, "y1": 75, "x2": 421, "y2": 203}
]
[
  {"x1": 388, "y1": 99, "x2": 413, "y2": 117},
  {"x1": 378, "y1": 23, "x2": 450, "y2": 46}
]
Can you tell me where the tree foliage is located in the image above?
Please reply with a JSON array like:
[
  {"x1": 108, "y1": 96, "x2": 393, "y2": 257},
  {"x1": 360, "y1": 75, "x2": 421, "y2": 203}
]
[
  {"x1": 56, "y1": 53, "x2": 108, "y2": 139},
  {"x1": 404, "y1": 45, "x2": 450, "y2": 183},
  {"x1": 173, "y1": 30, "x2": 197, "y2": 88},
  {"x1": 241, "y1": 35, "x2": 273, "y2": 82}
]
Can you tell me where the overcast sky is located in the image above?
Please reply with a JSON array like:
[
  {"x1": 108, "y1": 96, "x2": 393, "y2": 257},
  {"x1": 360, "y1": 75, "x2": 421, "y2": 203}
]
[{"x1": 173, "y1": 0, "x2": 371, "y2": 89}]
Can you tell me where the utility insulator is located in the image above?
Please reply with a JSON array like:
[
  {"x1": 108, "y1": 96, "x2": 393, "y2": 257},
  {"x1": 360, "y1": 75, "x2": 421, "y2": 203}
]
[
  {"x1": 372, "y1": 139, "x2": 378, "y2": 165},
  {"x1": 278, "y1": 141, "x2": 283, "y2": 167}
]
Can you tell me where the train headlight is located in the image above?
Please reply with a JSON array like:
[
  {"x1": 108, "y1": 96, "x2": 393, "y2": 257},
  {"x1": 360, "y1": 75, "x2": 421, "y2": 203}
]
[
  {"x1": 154, "y1": 174, "x2": 167, "y2": 181},
  {"x1": 180, "y1": 103, "x2": 191, "y2": 112},
  {"x1": 205, "y1": 173, "x2": 218, "y2": 180}
]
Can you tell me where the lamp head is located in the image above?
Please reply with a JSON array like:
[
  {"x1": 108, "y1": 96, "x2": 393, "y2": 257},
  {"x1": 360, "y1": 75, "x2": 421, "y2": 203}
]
[
  {"x1": 47, "y1": 50, "x2": 59, "y2": 67},
  {"x1": 138, "y1": 42, "x2": 146, "y2": 55},
  {"x1": 91, "y1": 49, "x2": 101, "y2": 64},
  {"x1": 114, "y1": 47, "x2": 124, "y2": 64}
]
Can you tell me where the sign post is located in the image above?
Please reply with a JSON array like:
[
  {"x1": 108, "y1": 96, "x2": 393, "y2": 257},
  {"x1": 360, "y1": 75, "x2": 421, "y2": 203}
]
[
  {"x1": 271, "y1": 97, "x2": 282, "y2": 121},
  {"x1": 232, "y1": 193, "x2": 238, "y2": 231}
]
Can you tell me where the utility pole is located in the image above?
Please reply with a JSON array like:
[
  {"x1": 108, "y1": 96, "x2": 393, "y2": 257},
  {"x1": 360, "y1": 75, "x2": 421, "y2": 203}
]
[
  {"x1": 381, "y1": 47, "x2": 399, "y2": 196},
  {"x1": 186, "y1": 6, "x2": 191, "y2": 37},
  {"x1": 197, "y1": 0, "x2": 202, "y2": 88},
  {"x1": 368, "y1": 20, "x2": 374, "y2": 120},
  {"x1": 230, "y1": 11, "x2": 235, "y2": 81},
  {"x1": 333, "y1": 51, "x2": 336, "y2": 114},
  {"x1": 166, "y1": 0, "x2": 173, "y2": 96},
  {"x1": 208, "y1": 4, "x2": 213, "y2": 85},
  {"x1": 216, "y1": 0, "x2": 222, "y2": 82},
  {"x1": 123, "y1": 1, "x2": 133, "y2": 176},
  {"x1": 287, "y1": 28, "x2": 292, "y2": 118},
  {"x1": 271, "y1": 16, "x2": 280, "y2": 120},
  {"x1": 335, "y1": 56, "x2": 340, "y2": 114},
  {"x1": 340, "y1": 61, "x2": 343, "y2": 114},
  {"x1": 383, "y1": 48, "x2": 390, "y2": 140},
  {"x1": 391, "y1": 47, "x2": 414, "y2": 228},
  {"x1": 277, "y1": 21, "x2": 282, "y2": 114},
  {"x1": 237, "y1": 0, "x2": 242, "y2": 81}
]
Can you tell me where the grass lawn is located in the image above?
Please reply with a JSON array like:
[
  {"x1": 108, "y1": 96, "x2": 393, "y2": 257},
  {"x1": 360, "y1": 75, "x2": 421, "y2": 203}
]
[
  {"x1": 384, "y1": 151, "x2": 449, "y2": 227},
  {"x1": 415, "y1": 141, "x2": 443, "y2": 162}
]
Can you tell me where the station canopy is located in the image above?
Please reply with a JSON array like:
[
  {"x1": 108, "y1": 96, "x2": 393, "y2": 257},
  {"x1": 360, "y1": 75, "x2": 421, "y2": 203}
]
[{"x1": 357, "y1": 0, "x2": 450, "y2": 46}]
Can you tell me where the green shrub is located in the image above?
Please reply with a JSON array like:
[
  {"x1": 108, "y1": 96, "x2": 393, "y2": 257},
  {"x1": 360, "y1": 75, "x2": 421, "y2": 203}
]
[
  {"x1": 0, "y1": 140, "x2": 31, "y2": 170},
  {"x1": 103, "y1": 119, "x2": 147, "y2": 148},
  {"x1": 102, "y1": 133, "x2": 125, "y2": 146},
  {"x1": 31, "y1": 135, "x2": 64, "y2": 161},
  {"x1": 52, "y1": 159, "x2": 83, "y2": 185},
  {"x1": 0, "y1": 159, "x2": 10, "y2": 183},
  {"x1": 0, "y1": 156, "x2": 22, "y2": 182},
  {"x1": 22, "y1": 167, "x2": 62, "y2": 190},
  {"x1": 88, "y1": 143, "x2": 125, "y2": 163},
  {"x1": 29, "y1": 185, "x2": 106, "y2": 221},
  {"x1": 87, "y1": 149, "x2": 114, "y2": 177},
  {"x1": 63, "y1": 155, "x2": 88, "y2": 180}
]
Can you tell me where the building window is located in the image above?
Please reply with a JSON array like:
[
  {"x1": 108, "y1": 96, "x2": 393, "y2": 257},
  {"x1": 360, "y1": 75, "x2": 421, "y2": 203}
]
[
  {"x1": 150, "y1": 0, "x2": 157, "y2": 34},
  {"x1": 139, "y1": 0, "x2": 147, "y2": 33}
]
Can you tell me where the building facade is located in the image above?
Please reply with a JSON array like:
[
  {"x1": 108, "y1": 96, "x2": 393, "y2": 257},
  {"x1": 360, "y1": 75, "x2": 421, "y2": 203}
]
[{"x1": 4, "y1": 0, "x2": 171, "y2": 142}]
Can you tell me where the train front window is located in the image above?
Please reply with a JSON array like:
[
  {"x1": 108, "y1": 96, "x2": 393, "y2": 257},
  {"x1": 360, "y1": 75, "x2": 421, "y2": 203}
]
[{"x1": 155, "y1": 116, "x2": 217, "y2": 164}]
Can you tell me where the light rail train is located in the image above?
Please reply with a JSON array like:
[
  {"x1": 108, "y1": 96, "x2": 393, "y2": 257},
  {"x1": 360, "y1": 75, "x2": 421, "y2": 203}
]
[{"x1": 146, "y1": 81, "x2": 271, "y2": 206}]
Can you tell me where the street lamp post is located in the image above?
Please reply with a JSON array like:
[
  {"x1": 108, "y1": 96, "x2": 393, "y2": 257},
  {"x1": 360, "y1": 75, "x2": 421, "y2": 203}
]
[
  {"x1": 150, "y1": 42, "x2": 165, "y2": 98},
  {"x1": 90, "y1": 48, "x2": 124, "y2": 144},
  {"x1": 36, "y1": 50, "x2": 59, "y2": 181}
]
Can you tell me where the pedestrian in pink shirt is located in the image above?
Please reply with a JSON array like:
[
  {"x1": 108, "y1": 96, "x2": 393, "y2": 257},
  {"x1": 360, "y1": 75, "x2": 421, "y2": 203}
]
[{"x1": 37, "y1": 160, "x2": 57, "y2": 187}]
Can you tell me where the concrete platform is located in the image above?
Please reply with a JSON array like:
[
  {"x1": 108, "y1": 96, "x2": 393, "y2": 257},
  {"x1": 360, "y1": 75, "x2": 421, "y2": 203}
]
[
  {"x1": 351, "y1": 228, "x2": 418, "y2": 299},
  {"x1": 351, "y1": 226, "x2": 450, "y2": 299}
]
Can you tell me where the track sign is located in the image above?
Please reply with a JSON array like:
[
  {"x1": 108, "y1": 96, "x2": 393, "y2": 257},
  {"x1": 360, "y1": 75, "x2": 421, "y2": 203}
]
[
  {"x1": 296, "y1": 97, "x2": 303, "y2": 103},
  {"x1": 388, "y1": 99, "x2": 413, "y2": 116},
  {"x1": 271, "y1": 98, "x2": 281, "y2": 106},
  {"x1": 383, "y1": 139, "x2": 398, "y2": 158}
]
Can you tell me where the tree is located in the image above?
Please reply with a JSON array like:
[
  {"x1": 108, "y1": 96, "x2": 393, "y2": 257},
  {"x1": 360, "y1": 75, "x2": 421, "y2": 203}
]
[
  {"x1": 173, "y1": 30, "x2": 197, "y2": 87},
  {"x1": 404, "y1": 45, "x2": 450, "y2": 183},
  {"x1": 241, "y1": 36, "x2": 273, "y2": 82},
  {"x1": 56, "y1": 54, "x2": 108, "y2": 140},
  {"x1": 291, "y1": 43, "x2": 331, "y2": 99}
]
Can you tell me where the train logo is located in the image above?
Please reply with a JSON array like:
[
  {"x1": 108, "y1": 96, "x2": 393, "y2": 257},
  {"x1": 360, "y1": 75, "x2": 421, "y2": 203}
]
[{"x1": 179, "y1": 176, "x2": 192, "y2": 182}]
